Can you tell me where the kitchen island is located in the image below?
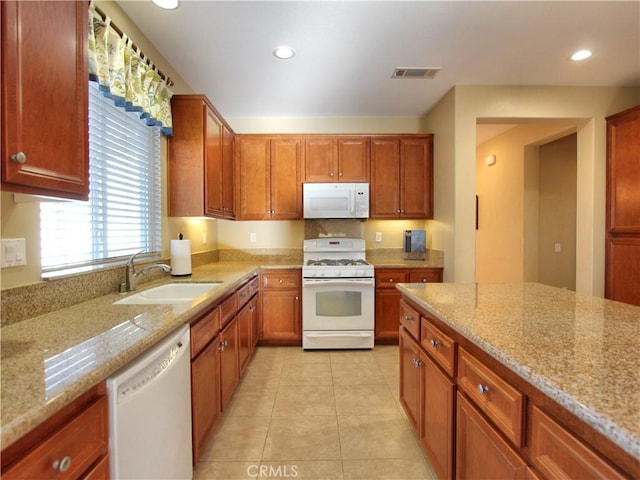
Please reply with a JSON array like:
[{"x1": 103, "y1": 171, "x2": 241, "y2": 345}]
[{"x1": 397, "y1": 282, "x2": 639, "y2": 478}]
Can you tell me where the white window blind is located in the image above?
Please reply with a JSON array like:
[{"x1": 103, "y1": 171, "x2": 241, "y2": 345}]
[{"x1": 40, "y1": 82, "x2": 162, "y2": 276}]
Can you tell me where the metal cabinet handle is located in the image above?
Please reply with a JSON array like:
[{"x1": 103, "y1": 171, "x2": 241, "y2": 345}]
[
  {"x1": 388, "y1": 279, "x2": 394, "y2": 283},
  {"x1": 295, "y1": 296, "x2": 299, "y2": 300},
  {"x1": 422, "y1": 278, "x2": 428, "y2": 283},
  {"x1": 404, "y1": 315, "x2": 414, "y2": 322},
  {"x1": 430, "y1": 339, "x2": 439, "y2": 348},
  {"x1": 338, "y1": 172, "x2": 343, "y2": 176},
  {"x1": 52, "y1": 456, "x2": 72, "y2": 473},
  {"x1": 11, "y1": 152, "x2": 27, "y2": 164},
  {"x1": 279, "y1": 279, "x2": 284, "y2": 284},
  {"x1": 329, "y1": 172, "x2": 334, "y2": 177},
  {"x1": 478, "y1": 384, "x2": 490, "y2": 394},
  {"x1": 412, "y1": 358, "x2": 422, "y2": 367},
  {"x1": 396, "y1": 209, "x2": 401, "y2": 214}
]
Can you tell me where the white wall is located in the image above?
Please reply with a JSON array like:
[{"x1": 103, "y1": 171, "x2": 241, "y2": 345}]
[{"x1": 422, "y1": 85, "x2": 639, "y2": 295}]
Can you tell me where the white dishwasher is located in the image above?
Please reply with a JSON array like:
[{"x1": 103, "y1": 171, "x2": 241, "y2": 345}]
[{"x1": 107, "y1": 324, "x2": 192, "y2": 480}]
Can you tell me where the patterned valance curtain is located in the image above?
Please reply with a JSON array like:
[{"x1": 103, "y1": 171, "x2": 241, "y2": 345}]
[{"x1": 88, "y1": 2, "x2": 173, "y2": 136}]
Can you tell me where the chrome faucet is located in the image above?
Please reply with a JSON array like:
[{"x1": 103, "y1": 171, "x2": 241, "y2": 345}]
[{"x1": 123, "y1": 251, "x2": 171, "y2": 292}]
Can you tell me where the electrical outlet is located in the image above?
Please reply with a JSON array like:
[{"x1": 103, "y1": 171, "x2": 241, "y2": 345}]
[
  {"x1": 375, "y1": 232, "x2": 382, "y2": 243},
  {"x1": 554, "y1": 243, "x2": 562, "y2": 253},
  {"x1": 250, "y1": 232, "x2": 257, "y2": 243},
  {"x1": 202, "y1": 232, "x2": 207, "y2": 245}
]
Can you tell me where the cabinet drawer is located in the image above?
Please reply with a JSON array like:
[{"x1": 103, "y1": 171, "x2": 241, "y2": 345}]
[
  {"x1": 399, "y1": 299, "x2": 420, "y2": 340},
  {"x1": 3, "y1": 397, "x2": 108, "y2": 480},
  {"x1": 529, "y1": 406, "x2": 626, "y2": 480},
  {"x1": 458, "y1": 348, "x2": 525, "y2": 447},
  {"x1": 248, "y1": 277, "x2": 259, "y2": 296},
  {"x1": 421, "y1": 318, "x2": 456, "y2": 377},
  {"x1": 376, "y1": 270, "x2": 408, "y2": 288},
  {"x1": 190, "y1": 307, "x2": 220, "y2": 358},
  {"x1": 237, "y1": 281, "x2": 253, "y2": 309},
  {"x1": 408, "y1": 268, "x2": 442, "y2": 283},
  {"x1": 220, "y1": 293, "x2": 238, "y2": 327},
  {"x1": 261, "y1": 271, "x2": 300, "y2": 289}
]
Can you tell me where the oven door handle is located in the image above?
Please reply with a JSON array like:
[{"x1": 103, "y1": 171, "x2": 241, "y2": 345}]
[
  {"x1": 305, "y1": 332, "x2": 373, "y2": 338},
  {"x1": 303, "y1": 278, "x2": 374, "y2": 287}
]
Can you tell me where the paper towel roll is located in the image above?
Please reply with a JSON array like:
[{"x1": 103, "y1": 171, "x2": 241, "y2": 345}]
[{"x1": 171, "y1": 239, "x2": 192, "y2": 276}]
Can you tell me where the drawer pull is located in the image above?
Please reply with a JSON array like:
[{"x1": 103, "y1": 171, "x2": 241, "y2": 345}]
[
  {"x1": 279, "y1": 279, "x2": 284, "y2": 284},
  {"x1": 412, "y1": 358, "x2": 422, "y2": 367},
  {"x1": 429, "y1": 339, "x2": 439, "y2": 348},
  {"x1": 478, "y1": 384, "x2": 490, "y2": 394},
  {"x1": 388, "y1": 279, "x2": 395, "y2": 283},
  {"x1": 52, "y1": 456, "x2": 72, "y2": 473},
  {"x1": 11, "y1": 152, "x2": 27, "y2": 164}
]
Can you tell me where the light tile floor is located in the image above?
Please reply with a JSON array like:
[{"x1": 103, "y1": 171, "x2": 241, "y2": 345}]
[{"x1": 193, "y1": 346, "x2": 438, "y2": 480}]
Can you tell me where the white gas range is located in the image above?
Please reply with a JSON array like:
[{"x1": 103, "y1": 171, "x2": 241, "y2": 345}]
[{"x1": 302, "y1": 238, "x2": 374, "y2": 349}]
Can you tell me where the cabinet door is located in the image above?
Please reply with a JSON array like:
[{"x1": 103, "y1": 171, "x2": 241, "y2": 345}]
[
  {"x1": 222, "y1": 126, "x2": 235, "y2": 218},
  {"x1": 375, "y1": 288, "x2": 403, "y2": 341},
  {"x1": 399, "y1": 327, "x2": 422, "y2": 432},
  {"x1": 270, "y1": 138, "x2": 303, "y2": 219},
  {"x1": 421, "y1": 355, "x2": 455, "y2": 480},
  {"x1": 1, "y1": 1, "x2": 89, "y2": 200},
  {"x1": 304, "y1": 137, "x2": 336, "y2": 182},
  {"x1": 220, "y1": 318, "x2": 239, "y2": 409},
  {"x1": 236, "y1": 136, "x2": 270, "y2": 220},
  {"x1": 400, "y1": 136, "x2": 433, "y2": 218},
  {"x1": 337, "y1": 136, "x2": 370, "y2": 182},
  {"x1": 456, "y1": 393, "x2": 527, "y2": 480},
  {"x1": 261, "y1": 290, "x2": 301, "y2": 341},
  {"x1": 191, "y1": 337, "x2": 221, "y2": 464},
  {"x1": 237, "y1": 302, "x2": 253, "y2": 375},
  {"x1": 204, "y1": 108, "x2": 224, "y2": 216},
  {"x1": 370, "y1": 138, "x2": 401, "y2": 218}
]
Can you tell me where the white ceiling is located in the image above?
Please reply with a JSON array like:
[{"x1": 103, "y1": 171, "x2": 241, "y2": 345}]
[{"x1": 117, "y1": 1, "x2": 640, "y2": 120}]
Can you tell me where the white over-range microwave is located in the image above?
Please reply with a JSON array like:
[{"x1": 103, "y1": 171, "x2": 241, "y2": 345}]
[{"x1": 302, "y1": 182, "x2": 369, "y2": 219}]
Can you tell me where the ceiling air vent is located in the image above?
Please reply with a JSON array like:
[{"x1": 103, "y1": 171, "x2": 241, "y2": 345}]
[{"x1": 392, "y1": 67, "x2": 441, "y2": 79}]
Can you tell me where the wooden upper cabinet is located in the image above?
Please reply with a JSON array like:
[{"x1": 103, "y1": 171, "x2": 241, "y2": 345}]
[
  {"x1": 605, "y1": 105, "x2": 640, "y2": 306},
  {"x1": 235, "y1": 135, "x2": 302, "y2": 220},
  {"x1": 370, "y1": 135, "x2": 433, "y2": 219},
  {"x1": 1, "y1": 1, "x2": 89, "y2": 200},
  {"x1": 235, "y1": 136, "x2": 270, "y2": 220},
  {"x1": 304, "y1": 136, "x2": 369, "y2": 182},
  {"x1": 270, "y1": 138, "x2": 303, "y2": 219},
  {"x1": 168, "y1": 94, "x2": 234, "y2": 218}
]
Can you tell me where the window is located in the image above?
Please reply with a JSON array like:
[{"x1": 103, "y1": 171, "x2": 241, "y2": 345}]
[{"x1": 40, "y1": 82, "x2": 162, "y2": 276}]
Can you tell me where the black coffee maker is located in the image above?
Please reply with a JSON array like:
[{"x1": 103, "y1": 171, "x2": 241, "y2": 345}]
[{"x1": 404, "y1": 230, "x2": 426, "y2": 260}]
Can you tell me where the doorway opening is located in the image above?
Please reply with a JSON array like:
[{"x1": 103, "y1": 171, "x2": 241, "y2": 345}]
[{"x1": 475, "y1": 122, "x2": 577, "y2": 290}]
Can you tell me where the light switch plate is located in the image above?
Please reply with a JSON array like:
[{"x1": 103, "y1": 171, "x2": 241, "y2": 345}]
[{"x1": 1, "y1": 238, "x2": 27, "y2": 268}]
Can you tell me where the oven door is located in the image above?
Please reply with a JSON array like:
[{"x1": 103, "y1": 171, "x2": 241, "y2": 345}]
[{"x1": 302, "y1": 278, "x2": 374, "y2": 331}]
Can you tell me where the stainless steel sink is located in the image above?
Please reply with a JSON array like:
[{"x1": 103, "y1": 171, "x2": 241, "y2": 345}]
[{"x1": 114, "y1": 282, "x2": 222, "y2": 305}]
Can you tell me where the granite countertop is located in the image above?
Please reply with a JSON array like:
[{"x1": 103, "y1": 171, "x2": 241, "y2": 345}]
[
  {"x1": 396, "y1": 282, "x2": 640, "y2": 461},
  {"x1": 0, "y1": 260, "x2": 294, "y2": 449}
]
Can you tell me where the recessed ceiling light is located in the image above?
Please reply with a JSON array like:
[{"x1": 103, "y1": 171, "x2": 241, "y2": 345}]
[
  {"x1": 571, "y1": 49, "x2": 592, "y2": 61},
  {"x1": 273, "y1": 46, "x2": 296, "y2": 60},
  {"x1": 152, "y1": 0, "x2": 179, "y2": 10}
]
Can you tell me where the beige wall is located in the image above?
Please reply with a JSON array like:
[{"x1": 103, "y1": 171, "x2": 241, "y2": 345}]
[
  {"x1": 423, "y1": 85, "x2": 639, "y2": 295},
  {"x1": 475, "y1": 123, "x2": 575, "y2": 284},
  {"x1": 420, "y1": 89, "x2": 456, "y2": 281},
  {"x1": 538, "y1": 134, "x2": 577, "y2": 290}
]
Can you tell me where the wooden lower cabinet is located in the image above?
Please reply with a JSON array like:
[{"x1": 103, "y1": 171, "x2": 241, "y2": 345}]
[
  {"x1": 399, "y1": 327, "x2": 423, "y2": 431},
  {"x1": 259, "y1": 269, "x2": 301, "y2": 344},
  {"x1": 529, "y1": 406, "x2": 627, "y2": 480},
  {"x1": 400, "y1": 324, "x2": 455, "y2": 480},
  {"x1": 190, "y1": 336, "x2": 221, "y2": 464},
  {"x1": 456, "y1": 393, "x2": 528, "y2": 480},
  {"x1": 219, "y1": 316, "x2": 240, "y2": 409},
  {"x1": 237, "y1": 303, "x2": 255, "y2": 375},
  {"x1": 1, "y1": 386, "x2": 109, "y2": 480},
  {"x1": 421, "y1": 353, "x2": 455, "y2": 480},
  {"x1": 376, "y1": 268, "x2": 442, "y2": 342}
]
